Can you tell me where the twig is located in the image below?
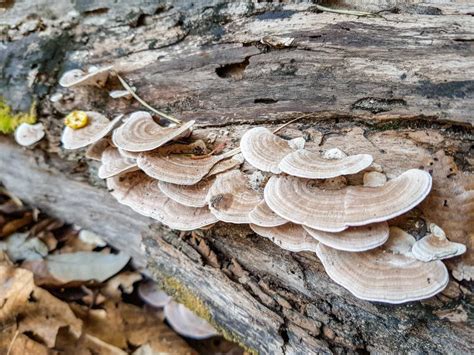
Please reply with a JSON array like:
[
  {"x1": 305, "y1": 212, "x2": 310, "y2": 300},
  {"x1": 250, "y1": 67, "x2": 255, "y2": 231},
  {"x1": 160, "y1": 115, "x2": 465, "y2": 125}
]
[
  {"x1": 7, "y1": 330, "x2": 20, "y2": 355},
  {"x1": 314, "y1": 4, "x2": 380, "y2": 17},
  {"x1": 116, "y1": 74, "x2": 181, "y2": 124},
  {"x1": 272, "y1": 113, "x2": 313, "y2": 134}
]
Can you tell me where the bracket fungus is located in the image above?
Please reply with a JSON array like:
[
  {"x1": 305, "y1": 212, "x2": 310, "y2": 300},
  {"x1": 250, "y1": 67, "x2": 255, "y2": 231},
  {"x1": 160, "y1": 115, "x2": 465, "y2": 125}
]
[
  {"x1": 264, "y1": 169, "x2": 432, "y2": 232},
  {"x1": 240, "y1": 127, "x2": 295, "y2": 173},
  {"x1": 206, "y1": 170, "x2": 261, "y2": 224},
  {"x1": 279, "y1": 149, "x2": 373, "y2": 179},
  {"x1": 250, "y1": 223, "x2": 319, "y2": 253},
  {"x1": 59, "y1": 66, "x2": 113, "y2": 88},
  {"x1": 61, "y1": 112, "x2": 122, "y2": 150},
  {"x1": 85, "y1": 138, "x2": 110, "y2": 161},
  {"x1": 248, "y1": 200, "x2": 287, "y2": 227},
  {"x1": 316, "y1": 227, "x2": 449, "y2": 304},
  {"x1": 159, "y1": 177, "x2": 215, "y2": 208},
  {"x1": 412, "y1": 223, "x2": 466, "y2": 262},
  {"x1": 107, "y1": 171, "x2": 217, "y2": 230},
  {"x1": 137, "y1": 147, "x2": 237, "y2": 186},
  {"x1": 164, "y1": 301, "x2": 218, "y2": 340},
  {"x1": 112, "y1": 111, "x2": 195, "y2": 152},
  {"x1": 97, "y1": 147, "x2": 138, "y2": 179},
  {"x1": 303, "y1": 222, "x2": 389, "y2": 252},
  {"x1": 14, "y1": 122, "x2": 45, "y2": 146},
  {"x1": 138, "y1": 281, "x2": 172, "y2": 308}
]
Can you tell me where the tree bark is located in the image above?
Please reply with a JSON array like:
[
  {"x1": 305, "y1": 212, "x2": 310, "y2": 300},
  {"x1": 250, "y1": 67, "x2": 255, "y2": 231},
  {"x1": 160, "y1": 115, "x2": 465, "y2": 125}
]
[{"x1": 1, "y1": 1, "x2": 473, "y2": 353}]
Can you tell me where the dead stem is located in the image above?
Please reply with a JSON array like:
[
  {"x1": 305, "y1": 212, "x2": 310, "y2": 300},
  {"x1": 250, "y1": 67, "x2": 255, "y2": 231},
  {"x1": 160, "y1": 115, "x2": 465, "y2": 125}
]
[{"x1": 116, "y1": 74, "x2": 182, "y2": 124}]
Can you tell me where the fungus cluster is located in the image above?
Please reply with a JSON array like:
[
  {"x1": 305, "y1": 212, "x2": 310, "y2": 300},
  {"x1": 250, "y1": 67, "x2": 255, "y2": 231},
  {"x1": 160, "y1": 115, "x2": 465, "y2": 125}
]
[{"x1": 59, "y1": 66, "x2": 466, "y2": 304}]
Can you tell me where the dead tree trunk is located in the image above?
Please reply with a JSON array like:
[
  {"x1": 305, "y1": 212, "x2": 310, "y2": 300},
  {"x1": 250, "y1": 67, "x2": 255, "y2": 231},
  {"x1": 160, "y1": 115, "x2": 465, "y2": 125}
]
[{"x1": 1, "y1": 1, "x2": 472, "y2": 353}]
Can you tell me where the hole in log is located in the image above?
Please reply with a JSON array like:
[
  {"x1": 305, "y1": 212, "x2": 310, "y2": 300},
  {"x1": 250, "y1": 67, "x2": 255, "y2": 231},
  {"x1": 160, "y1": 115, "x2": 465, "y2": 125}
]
[
  {"x1": 254, "y1": 98, "x2": 278, "y2": 104},
  {"x1": 352, "y1": 97, "x2": 407, "y2": 114},
  {"x1": 215, "y1": 58, "x2": 250, "y2": 80}
]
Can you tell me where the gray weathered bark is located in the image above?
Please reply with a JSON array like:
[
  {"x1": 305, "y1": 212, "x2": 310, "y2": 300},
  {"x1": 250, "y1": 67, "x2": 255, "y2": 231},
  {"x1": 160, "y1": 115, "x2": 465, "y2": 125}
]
[{"x1": 1, "y1": 1, "x2": 472, "y2": 353}]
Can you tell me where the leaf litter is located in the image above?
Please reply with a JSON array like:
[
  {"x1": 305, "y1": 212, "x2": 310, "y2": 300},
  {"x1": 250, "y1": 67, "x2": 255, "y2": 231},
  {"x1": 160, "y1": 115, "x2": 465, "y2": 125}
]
[{"x1": 0, "y1": 186, "x2": 244, "y2": 354}]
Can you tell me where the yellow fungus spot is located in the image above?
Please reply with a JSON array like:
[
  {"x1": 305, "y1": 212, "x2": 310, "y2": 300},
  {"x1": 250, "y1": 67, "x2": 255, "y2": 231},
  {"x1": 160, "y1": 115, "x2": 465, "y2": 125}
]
[{"x1": 64, "y1": 111, "x2": 89, "y2": 129}]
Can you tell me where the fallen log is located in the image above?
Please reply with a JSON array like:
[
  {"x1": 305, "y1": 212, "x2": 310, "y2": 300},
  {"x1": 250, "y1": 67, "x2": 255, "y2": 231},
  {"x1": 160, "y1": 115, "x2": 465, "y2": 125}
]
[{"x1": 1, "y1": 1, "x2": 472, "y2": 353}]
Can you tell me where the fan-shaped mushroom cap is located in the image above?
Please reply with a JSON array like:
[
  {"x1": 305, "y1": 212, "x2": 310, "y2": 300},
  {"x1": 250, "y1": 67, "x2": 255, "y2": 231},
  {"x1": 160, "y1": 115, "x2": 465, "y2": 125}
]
[
  {"x1": 14, "y1": 122, "x2": 45, "y2": 146},
  {"x1": 279, "y1": 149, "x2": 373, "y2": 179},
  {"x1": 363, "y1": 171, "x2": 387, "y2": 187},
  {"x1": 112, "y1": 111, "x2": 195, "y2": 152},
  {"x1": 109, "y1": 90, "x2": 132, "y2": 99},
  {"x1": 138, "y1": 281, "x2": 171, "y2": 308},
  {"x1": 206, "y1": 170, "x2": 261, "y2": 224},
  {"x1": 264, "y1": 169, "x2": 432, "y2": 232},
  {"x1": 61, "y1": 112, "x2": 122, "y2": 150},
  {"x1": 138, "y1": 151, "x2": 226, "y2": 186},
  {"x1": 118, "y1": 148, "x2": 140, "y2": 159},
  {"x1": 164, "y1": 301, "x2": 218, "y2": 339},
  {"x1": 98, "y1": 147, "x2": 138, "y2": 179},
  {"x1": 107, "y1": 171, "x2": 218, "y2": 230},
  {"x1": 316, "y1": 227, "x2": 449, "y2": 303},
  {"x1": 240, "y1": 127, "x2": 294, "y2": 173},
  {"x1": 85, "y1": 138, "x2": 110, "y2": 161},
  {"x1": 59, "y1": 66, "x2": 113, "y2": 88},
  {"x1": 158, "y1": 177, "x2": 215, "y2": 208},
  {"x1": 303, "y1": 222, "x2": 389, "y2": 252},
  {"x1": 412, "y1": 223, "x2": 466, "y2": 262},
  {"x1": 248, "y1": 200, "x2": 287, "y2": 227},
  {"x1": 250, "y1": 223, "x2": 319, "y2": 252}
]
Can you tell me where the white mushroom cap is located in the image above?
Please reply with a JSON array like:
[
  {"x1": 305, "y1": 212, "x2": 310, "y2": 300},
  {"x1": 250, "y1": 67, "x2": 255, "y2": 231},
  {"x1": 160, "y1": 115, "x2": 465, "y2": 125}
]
[
  {"x1": 164, "y1": 300, "x2": 218, "y2": 339},
  {"x1": 59, "y1": 65, "x2": 113, "y2": 88},
  {"x1": 279, "y1": 149, "x2": 373, "y2": 179},
  {"x1": 412, "y1": 223, "x2": 466, "y2": 262},
  {"x1": 61, "y1": 112, "x2": 122, "y2": 150},
  {"x1": 112, "y1": 111, "x2": 194, "y2": 152},
  {"x1": 158, "y1": 177, "x2": 215, "y2": 208},
  {"x1": 14, "y1": 122, "x2": 45, "y2": 146},
  {"x1": 85, "y1": 138, "x2": 110, "y2": 161},
  {"x1": 206, "y1": 170, "x2": 261, "y2": 224},
  {"x1": 363, "y1": 171, "x2": 387, "y2": 187},
  {"x1": 137, "y1": 150, "x2": 225, "y2": 186},
  {"x1": 107, "y1": 171, "x2": 217, "y2": 230},
  {"x1": 98, "y1": 147, "x2": 138, "y2": 179},
  {"x1": 250, "y1": 223, "x2": 319, "y2": 253},
  {"x1": 240, "y1": 127, "x2": 294, "y2": 173},
  {"x1": 138, "y1": 281, "x2": 172, "y2": 308},
  {"x1": 303, "y1": 222, "x2": 389, "y2": 252},
  {"x1": 264, "y1": 169, "x2": 432, "y2": 232},
  {"x1": 316, "y1": 227, "x2": 449, "y2": 304},
  {"x1": 248, "y1": 200, "x2": 287, "y2": 227}
]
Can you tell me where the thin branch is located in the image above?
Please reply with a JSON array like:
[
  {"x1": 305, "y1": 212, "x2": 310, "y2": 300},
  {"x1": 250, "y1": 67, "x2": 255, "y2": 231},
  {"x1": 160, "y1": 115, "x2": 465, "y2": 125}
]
[
  {"x1": 314, "y1": 4, "x2": 380, "y2": 17},
  {"x1": 7, "y1": 330, "x2": 19, "y2": 355},
  {"x1": 116, "y1": 74, "x2": 181, "y2": 124}
]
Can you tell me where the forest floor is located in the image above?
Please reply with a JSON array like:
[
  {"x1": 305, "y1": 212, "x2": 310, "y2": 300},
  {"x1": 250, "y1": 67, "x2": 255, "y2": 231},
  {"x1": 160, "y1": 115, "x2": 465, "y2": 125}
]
[{"x1": 0, "y1": 186, "x2": 244, "y2": 355}]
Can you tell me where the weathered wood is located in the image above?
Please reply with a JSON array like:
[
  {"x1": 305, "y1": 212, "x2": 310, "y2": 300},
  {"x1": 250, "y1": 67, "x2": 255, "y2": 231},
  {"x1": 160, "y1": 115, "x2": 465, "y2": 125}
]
[{"x1": 1, "y1": 1, "x2": 473, "y2": 353}]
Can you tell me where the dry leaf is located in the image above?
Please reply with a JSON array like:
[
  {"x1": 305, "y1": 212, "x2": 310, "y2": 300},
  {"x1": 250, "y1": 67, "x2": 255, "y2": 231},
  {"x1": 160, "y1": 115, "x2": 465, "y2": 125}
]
[
  {"x1": 46, "y1": 251, "x2": 129, "y2": 283},
  {"x1": 101, "y1": 271, "x2": 142, "y2": 299},
  {"x1": 0, "y1": 326, "x2": 49, "y2": 355},
  {"x1": 0, "y1": 266, "x2": 35, "y2": 323},
  {"x1": 1, "y1": 212, "x2": 33, "y2": 238}
]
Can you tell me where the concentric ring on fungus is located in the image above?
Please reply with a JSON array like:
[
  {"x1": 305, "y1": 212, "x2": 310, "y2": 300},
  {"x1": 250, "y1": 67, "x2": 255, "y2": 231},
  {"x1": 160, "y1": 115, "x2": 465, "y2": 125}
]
[
  {"x1": 250, "y1": 223, "x2": 319, "y2": 253},
  {"x1": 61, "y1": 112, "x2": 122, "y2": 150},
  {"x1": 279, "y1": 149, "x2": 373, "y2": 179},
  {"x1": 316, "y1": 227, "x2": 449, "y2": 304},
  {"x1": 303, "y1": 222, "x2": 389, "y2": 252},
  {"x1": 248, "y1": 200, "x2": 287, "y2": 227},
  {"x1": 112, "y1": 111, "x2": 195, "y2": 152},
  {"x1": 240, "y1": 127, "x2": 295, "y2": 173},
  {"x1": 206, "y1": 170, "x2": 261, "y2": 224},
  {"x1": 264, "y1": 169, "x2": 432, "y2": 232},
  {"x1": 98, "y1": 147, "x2": 138, "y2": 179},
  {"x1": 107, "y1": 171, "x2": 217, "y2": 230},
  {"x1": 158, "y1": 177, "x2": 215, "y2": 208}
]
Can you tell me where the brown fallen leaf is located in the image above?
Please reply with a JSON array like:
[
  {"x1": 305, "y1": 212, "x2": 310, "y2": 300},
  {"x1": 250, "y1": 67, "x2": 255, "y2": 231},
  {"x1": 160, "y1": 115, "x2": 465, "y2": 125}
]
[
  {"x1": 101, "y1": 271, "x2": 142, "y2": 299},
  {"x1": 0, "y1": 266, "x2": 35, "y2": 324},
  {"x1": 0, "y1": 326, "x2": 49, "y2": 355},
  {"x1": 1, "y1": 212, "x2": 33, "y2": 238}
]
